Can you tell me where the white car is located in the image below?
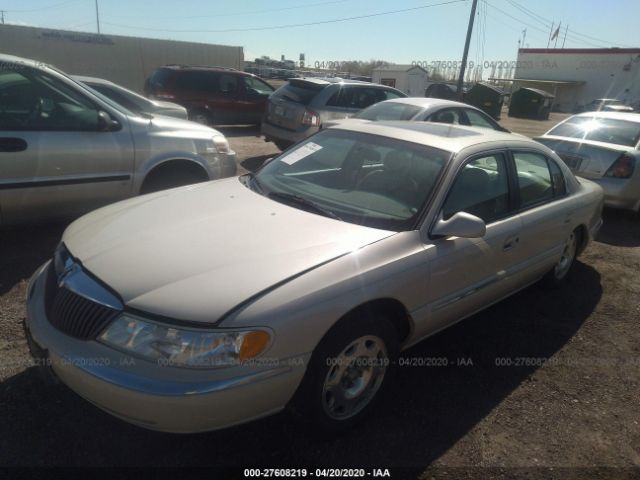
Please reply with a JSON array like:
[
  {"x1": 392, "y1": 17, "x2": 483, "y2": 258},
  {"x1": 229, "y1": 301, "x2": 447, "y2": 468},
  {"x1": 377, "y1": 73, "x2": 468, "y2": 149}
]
[
  {"x1": 352, "y1": 98, "x2": 509, "y2": 132},
  {"x1": 536, "y1": 112, "x2": 640, "y2": 213}
]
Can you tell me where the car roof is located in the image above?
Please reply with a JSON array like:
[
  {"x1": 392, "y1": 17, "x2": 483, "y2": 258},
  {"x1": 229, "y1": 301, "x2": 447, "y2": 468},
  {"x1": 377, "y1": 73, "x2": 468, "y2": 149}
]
[
  {"x1": 374, "y1": 97, "x2": 472, "y2": 109},
  {"x1": 159, "y1": 64, "x2": 245, "y2": 74},
  {"x1": 328, "y1": 120, "x2": 530, "y2": 153},
  {"x1": 71, "y1": 75, "x2": 115, "y2": 86},
  {"x1": 289, "y1": 77, "x2": 390, "y2": 87},
  {"x1": 572, "y1": 111, "x2": 640, "y2": 122},
  {"x1": 0, "y1": 52, "x2": 47, "y2": 68}
]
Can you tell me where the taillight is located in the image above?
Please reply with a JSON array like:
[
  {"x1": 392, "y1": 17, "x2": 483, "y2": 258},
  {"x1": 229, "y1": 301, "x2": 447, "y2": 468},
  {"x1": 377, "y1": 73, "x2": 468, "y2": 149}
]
[
  {"x1": 301, "y1": 109, "x2": 320, "y2": 127},
  {"x1": 604, "y1": 153, "x2": 636, "y2": 179}
]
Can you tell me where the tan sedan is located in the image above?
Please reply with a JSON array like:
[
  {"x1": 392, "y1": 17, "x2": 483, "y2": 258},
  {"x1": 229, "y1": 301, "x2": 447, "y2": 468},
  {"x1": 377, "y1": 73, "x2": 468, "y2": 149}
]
[{"x1": 25, "y1": 121, "x2": 603, "y2": 433}]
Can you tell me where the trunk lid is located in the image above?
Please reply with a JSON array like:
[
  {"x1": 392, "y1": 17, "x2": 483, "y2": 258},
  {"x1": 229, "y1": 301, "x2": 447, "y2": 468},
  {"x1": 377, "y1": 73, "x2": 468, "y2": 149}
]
[{"x1": 535, "y1": 136, "x2": 629, "y2": 179}]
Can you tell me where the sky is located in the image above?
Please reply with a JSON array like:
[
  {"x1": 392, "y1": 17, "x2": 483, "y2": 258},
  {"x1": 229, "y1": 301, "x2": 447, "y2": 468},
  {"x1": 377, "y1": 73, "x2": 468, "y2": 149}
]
[{"x1": 1, "y1": 0, "x2": 638, "y2": 67}]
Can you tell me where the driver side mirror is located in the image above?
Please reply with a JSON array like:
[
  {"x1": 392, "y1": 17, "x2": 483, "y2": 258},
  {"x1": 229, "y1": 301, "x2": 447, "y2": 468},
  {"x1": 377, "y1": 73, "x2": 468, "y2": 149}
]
[
  {"x1": 432, "y1": 211, "x2": 486, "y2": 239},
  {"x1": 97, "y1": 110, "x2": 121, "y2": 132}
]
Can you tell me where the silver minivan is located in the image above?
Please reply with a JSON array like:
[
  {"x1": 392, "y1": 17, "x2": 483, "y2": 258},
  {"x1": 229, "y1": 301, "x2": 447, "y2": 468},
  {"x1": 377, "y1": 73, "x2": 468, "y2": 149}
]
[
  {"x1": 0, "y1": 54, "x2": 237, "y2": 226},
  {"x1": 261, "y1": 77, "x2": 406, "y2": 150}
]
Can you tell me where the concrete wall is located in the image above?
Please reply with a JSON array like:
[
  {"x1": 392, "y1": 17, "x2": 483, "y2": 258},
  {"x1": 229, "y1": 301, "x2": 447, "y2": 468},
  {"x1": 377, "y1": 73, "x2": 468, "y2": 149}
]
[
  {"x1": 0, "y1": 24, "x2": 243, "y2": 93},
  {"x1": 514, "y1": 48, "x2": 640, "y2": 112}
]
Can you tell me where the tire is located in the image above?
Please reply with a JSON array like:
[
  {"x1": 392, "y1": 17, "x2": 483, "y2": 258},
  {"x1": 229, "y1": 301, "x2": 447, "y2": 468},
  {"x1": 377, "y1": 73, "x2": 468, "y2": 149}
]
[
  {"x1": 288, "y1": 312, "x2": 399, "y2": 434},
  {"x1": 189, "y1": 109, "x2": 211, "y2": 126},
  {"x1": 541, "y1": 228, "x2": 580, "y2": 288},
  {"x1": 140, "y1": 169, "x2": 207, "y2": 194},
  {"x1": 274, "y1": 140, "x2": 292, "y2": 151}
]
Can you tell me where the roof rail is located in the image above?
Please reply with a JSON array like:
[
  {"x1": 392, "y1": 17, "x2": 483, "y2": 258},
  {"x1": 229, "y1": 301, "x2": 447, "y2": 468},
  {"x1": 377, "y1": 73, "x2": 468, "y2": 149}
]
[{"x1": 164, "y1": 64, "x2": 238, "y2": 71}]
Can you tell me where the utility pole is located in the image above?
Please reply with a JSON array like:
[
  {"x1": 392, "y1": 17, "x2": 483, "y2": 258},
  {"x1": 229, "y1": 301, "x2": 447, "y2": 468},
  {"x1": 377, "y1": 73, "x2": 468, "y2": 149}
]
[
  {"x1": 562, "y1": 24, "x2": 569, "y2": 48},
  {"x1": 456, "y1": 0, "x2": 478, "y2": 99},
  {"x1": 547, "y1": 21, "x2": 554, "y2": 48},
  {"x1": 522, "y1": 28, "x2": 526, "y2": 48},
  {"x1": 1, "y1": 10, "x2": 5, "y2": 25},
  {"x1": 95, "y1": 0, "x2": 100, "y2": 34}
]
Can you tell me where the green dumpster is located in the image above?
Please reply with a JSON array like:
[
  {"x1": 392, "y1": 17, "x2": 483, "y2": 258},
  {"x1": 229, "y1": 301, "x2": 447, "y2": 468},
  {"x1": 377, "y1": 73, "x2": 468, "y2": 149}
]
[
  {"x1": 508, "y1": 87, "x2": 555, "y2": 120},
  {"x1": 464, "y1": 82, "x2": 505, "y2": 120}
]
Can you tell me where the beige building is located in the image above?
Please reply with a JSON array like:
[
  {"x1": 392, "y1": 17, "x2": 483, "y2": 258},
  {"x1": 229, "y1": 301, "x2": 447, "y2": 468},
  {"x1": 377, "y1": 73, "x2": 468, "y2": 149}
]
[
  {"x1": 0, "y1": 24, "x2": 243, "y2": 93},
  {"x1": 512, "y1": 48, "x2": 640, "y2": 112}
]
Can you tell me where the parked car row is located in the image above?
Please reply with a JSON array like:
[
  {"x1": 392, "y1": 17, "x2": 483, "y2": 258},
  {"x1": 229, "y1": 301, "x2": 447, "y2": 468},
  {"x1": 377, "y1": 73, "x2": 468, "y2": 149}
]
[{"x1": 5, "y1": 53, "x2": 637, "y2": 439}]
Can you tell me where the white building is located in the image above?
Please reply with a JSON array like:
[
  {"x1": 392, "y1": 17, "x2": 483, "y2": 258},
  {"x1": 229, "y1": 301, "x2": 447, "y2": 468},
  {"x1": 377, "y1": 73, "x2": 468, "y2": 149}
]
[
  {"x1": 512, "y1": 48, "x2": 640, "y2": 112},
  {"x1": 371, "y1": 64, "x2": 430, "y2": 96}
]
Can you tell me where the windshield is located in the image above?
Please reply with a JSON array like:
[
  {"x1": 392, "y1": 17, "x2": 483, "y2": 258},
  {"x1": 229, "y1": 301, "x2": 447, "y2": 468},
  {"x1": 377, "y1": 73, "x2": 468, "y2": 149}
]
[
  {"x1": 251, "y1": 129, "x2": 450, "y2": 231},
  {"x1": 548, "y1": 116, "x2": 640, "y2": 147},
  {"x1": 355, "y1": 102, "x2": 423, "y2": 121}
]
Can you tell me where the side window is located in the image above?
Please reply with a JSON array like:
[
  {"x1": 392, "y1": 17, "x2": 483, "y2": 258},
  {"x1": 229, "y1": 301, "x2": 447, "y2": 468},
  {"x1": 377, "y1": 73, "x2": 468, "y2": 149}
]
[
  {"x1": 429, "y1": 108, "x2": 464, "y2": 125},
  {"x1": 176, "y1": 72, "x2": 214, "y2": 93},
  {"x1": 243, "y1": 76, "x2": 274, "y2": 95},
  {"x1": 513, "y1": 152, "x2": 554, "y2": 208},
  {"x1": 219, "y1": 74, "x2": 238, "y2": 94},
  {"x1": 353, "y1": 88, "x2": 380, "y2": 109},
  {"x1": 0, "y1": 67, "x2": 99, "y2": 131},
  {"x1": 442, "y1": 154, "x2": 510, "y2": 223},
  {"x1": 464, "y1": 109, "x2": 499, "y2": 130},
  {"x1": 380, "y1": 89, "x2": 403, "y2": 101},
  {"x1": 326, "y1": 88, "x2": 347, "y2": 107},
  {"x1": 548, "y1": 158, "x2": 567, "y2": 196}
]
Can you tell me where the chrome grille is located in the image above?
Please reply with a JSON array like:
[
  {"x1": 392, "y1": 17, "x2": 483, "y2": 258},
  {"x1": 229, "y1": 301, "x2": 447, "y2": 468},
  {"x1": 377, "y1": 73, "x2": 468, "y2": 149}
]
[{"x1": 44, "y1": 248, "x2": 122, "y2": 340}]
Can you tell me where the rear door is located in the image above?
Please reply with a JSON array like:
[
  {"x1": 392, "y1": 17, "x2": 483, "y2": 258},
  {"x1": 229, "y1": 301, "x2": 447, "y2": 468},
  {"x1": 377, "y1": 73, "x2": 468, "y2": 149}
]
[
  {"x1": 509, "y1": 150, "x2": 574, "y2": 283},
  {"x1": 0, "y1": 66, "x2": 134, "y2": 225}
]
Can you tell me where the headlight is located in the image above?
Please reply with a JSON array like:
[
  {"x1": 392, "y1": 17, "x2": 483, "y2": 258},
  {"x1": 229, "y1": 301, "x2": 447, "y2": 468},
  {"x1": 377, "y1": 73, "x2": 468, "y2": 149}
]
[
  {"x1": 99, "y1": 314, "x2": 271, "y2": 368},
  {"x1": 212, "y1": 135, "x2": 230, "y2": 154}
]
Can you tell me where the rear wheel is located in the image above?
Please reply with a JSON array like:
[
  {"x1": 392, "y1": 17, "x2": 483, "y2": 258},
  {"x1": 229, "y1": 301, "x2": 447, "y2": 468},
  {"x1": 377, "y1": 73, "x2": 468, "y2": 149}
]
[
  {"x1": 542, "y1": 228, "x2": 579, "y2": 287},
  {"x1": 288, "y1": 313, "x2": 398, "y2": 433}
]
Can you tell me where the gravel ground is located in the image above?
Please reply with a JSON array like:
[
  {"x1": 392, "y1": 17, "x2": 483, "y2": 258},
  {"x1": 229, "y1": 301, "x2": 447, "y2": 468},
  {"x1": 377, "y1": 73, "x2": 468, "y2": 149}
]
[{"x1": 0, "y1": 115, "x2": 638, "y2": 478}]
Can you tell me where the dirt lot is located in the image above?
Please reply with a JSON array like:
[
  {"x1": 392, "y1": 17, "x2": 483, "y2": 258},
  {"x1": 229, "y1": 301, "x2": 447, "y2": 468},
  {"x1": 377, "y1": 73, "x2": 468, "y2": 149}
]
[{"x1": 1, "y1": 114, "x2": 639, "y2": 478}]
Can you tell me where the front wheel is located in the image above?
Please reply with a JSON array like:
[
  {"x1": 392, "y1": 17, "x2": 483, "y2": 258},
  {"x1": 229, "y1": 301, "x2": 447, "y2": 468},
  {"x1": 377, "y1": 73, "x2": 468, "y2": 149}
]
[{"x1": 288, "y1": 313, "x2": 398, "y2": 433}]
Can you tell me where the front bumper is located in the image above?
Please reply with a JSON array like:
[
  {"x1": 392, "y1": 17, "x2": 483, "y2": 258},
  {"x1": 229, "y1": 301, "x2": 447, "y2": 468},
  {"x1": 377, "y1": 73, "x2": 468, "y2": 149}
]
[
  {"x1": 261, "y1": 121, "x2": 317, "y2": 146},
  {"x1": 219, "y1": 151, "x2": 238, "y2": 178},
  {"x1": 25, "y1": 261, "x2": 307, "y2": 433}
]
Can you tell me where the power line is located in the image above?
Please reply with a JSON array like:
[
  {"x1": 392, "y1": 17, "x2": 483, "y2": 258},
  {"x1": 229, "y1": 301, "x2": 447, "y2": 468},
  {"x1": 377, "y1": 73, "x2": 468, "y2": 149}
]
[
  {"x1": 2, "y1": 0, "x2": 81, "y2": 13},
  {"x1": 102, "y1": 0, "x2": 466, "y2": 34},
  {"x1": 505, "y1": 0, "x2": 634, "y2": 48},
  {"x1": 103, "y1": 0, "x2": 354, "y2": 21}
]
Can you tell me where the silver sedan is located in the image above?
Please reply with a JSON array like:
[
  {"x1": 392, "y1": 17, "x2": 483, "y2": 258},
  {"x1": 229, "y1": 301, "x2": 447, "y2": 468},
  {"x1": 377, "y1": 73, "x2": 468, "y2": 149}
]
[
  {"x1": 25, "y1": 122, "x2": 603, "y2": 433},
  {"x1": 352, "y1": 97, "x2": 509, "y2": 132},
  {"x1": 536, "y1": 112, "x2": 640, "y2": 213}
]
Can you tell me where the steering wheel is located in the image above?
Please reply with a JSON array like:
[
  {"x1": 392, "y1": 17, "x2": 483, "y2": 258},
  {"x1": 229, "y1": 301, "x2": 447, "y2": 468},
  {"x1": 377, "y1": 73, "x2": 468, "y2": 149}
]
[{"x1": 28, "y1": 97, "x2": 44, "y2": 127}]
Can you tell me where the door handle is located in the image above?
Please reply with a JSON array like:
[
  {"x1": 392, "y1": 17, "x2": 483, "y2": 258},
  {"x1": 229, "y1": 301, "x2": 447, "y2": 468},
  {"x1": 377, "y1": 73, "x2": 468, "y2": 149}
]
[
  {"x1": 503, "y1": 235, "x2": 520, "y2": 251},
  {"x1": 0, "y1": 137, "x2": 28, "y2": 153}
]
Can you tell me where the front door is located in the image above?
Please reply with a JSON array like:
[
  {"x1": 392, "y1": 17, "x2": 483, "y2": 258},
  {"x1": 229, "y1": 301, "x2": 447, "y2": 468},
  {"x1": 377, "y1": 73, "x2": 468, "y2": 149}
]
[
  {"x1": 0, "y1": 65, "x2": 134, "y2": 225},
  {"x1": 418, "y1": 152, "x2": 524, "y2": 336}
]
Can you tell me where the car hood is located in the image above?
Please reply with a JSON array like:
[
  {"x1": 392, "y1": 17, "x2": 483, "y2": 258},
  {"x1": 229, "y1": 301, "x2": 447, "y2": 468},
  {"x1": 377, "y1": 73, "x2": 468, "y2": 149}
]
[
  {"x1": 141, "y1": 113, "x2": 223, "y2": 137},
  {"x1": 62, "y1": 178, "x2": 395, "y2": 324}
]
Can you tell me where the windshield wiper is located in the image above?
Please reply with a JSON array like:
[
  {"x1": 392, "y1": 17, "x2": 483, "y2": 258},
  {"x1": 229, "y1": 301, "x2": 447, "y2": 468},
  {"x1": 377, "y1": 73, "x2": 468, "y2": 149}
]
[
  {"x1": 243, "y1": 172, "x2": 265, "y2": 194},
  {"x1": 268, "y1": 192, "x2": 343, "y2": 221}
]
